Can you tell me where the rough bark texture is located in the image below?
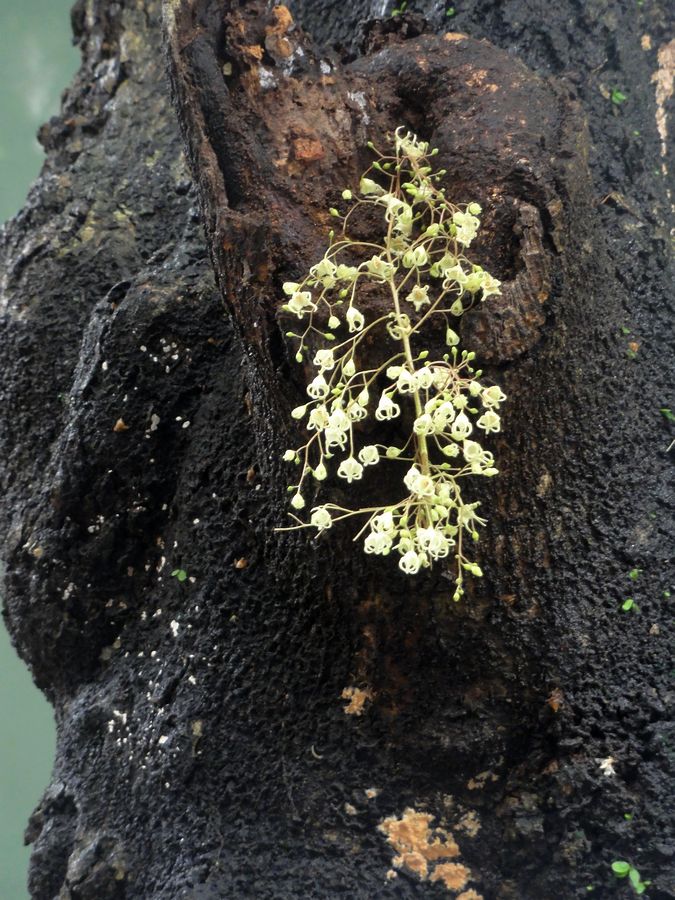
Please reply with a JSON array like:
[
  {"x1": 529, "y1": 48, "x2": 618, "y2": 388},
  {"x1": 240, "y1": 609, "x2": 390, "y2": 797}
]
[{"x1": 0, "y1": 1, "x2": 672, "y2": 898}]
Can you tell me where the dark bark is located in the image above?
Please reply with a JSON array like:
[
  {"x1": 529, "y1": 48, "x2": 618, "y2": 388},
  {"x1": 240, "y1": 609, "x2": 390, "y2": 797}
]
[{"x1": 0, "y1": 1, "x2": 672, "y2": 898}]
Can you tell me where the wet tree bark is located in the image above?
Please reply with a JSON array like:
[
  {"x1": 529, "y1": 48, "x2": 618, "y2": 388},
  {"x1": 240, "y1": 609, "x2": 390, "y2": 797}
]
[{"x1": 0, "y1": 1, "x2": 672, "y2": 898}]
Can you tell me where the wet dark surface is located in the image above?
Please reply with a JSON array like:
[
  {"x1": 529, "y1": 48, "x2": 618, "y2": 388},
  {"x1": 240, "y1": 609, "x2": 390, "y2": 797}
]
[{"x1": 0, "y1": 1, "x2": 672, "y2": 898}]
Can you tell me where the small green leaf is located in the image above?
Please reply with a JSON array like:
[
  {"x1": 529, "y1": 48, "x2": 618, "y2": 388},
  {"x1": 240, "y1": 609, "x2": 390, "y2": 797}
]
[
  {"x1": 660, "y1": 407, "x2": 675, "y2": 423},
  {"x1": 620, "y1": 325, "x2": 631, "y2": 335},
  {"x1": 624, "y1": 812, "x2": 633, "y2": 820},
  {"x1": 446, "y1": 5, "x2": 456, "y2": 15},
  {"x1": 612, "y1": 860, "x2": 631, "y2": 877},
  {"x1": 611, "y1": 89, "x2": 628, "y2": 105},
  {"x1": 664, "y1": 590, "x2": 671, "y2": 598},
  {"x1": 622, "y1": 598, "x2": 635, "y2": 612},
  {"x1": 629, "y1": 869, "x2": 641, "y2": 887},
  {"x1": 171, "y1": 569, "x2": 188, "y2": 583},
  {"x1": 629, "y1": 568, "x2": 641, "y2": 580}
]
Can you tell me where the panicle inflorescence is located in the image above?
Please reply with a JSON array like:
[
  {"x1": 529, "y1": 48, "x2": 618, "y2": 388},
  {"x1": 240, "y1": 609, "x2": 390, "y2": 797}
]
[{"x1": 277, "y1": 128, "x2": 506, "y2": 600}]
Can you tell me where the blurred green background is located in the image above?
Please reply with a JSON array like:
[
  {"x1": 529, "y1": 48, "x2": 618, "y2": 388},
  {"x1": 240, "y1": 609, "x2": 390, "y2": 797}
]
[{"x1": 1, "y1": 2, "x2": 78, "y2": 896}]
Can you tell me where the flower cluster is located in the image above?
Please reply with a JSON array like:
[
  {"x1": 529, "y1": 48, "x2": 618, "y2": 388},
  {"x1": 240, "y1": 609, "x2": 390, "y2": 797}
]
[{"x1": 277, "y1": 128, "x2": 505, "y2": 599}]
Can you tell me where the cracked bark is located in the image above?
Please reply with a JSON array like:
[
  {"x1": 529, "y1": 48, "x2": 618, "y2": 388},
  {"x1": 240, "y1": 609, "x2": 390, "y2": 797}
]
[{"x1": 0, "y1": 1, "x2": 672, "y2": 898}]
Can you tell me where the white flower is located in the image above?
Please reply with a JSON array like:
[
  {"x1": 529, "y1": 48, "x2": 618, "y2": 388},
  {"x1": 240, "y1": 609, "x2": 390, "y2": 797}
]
[
  {"x1": 364, "y1": 531, "x2": 393, "y2": 555},
  {"x1": 313, "y1": 462, "x2": 328, "y2": 481},
  {"x1": 413, "y1": 414, "x2": 435, "y2": 436},
  {"x1": 328, "y1": 409, "x2": 350, "y2": 432},
  {"x1": 399, "y1": 550, "x2": 421, "y2": 574},
  {"x1": 343, "y1": 358, "x2": 356, "y2": 378},
  {"x1": 336, "y1": 264, "x2": 359, "y2": 281},
  {"x1": 346, "y1": 402, "x2": 367, "y2": 422},
  {"x1": 415, "y1": 367, "x2": 434, "y2": 390},
  {"x1": 416, "y1": 527, "x2": 450, "y2": 559},
  {"x1": 372, "y1": 511, "x2": 395, "y2": 533},
  {"x1": 328, "y1": 314, "x2": 341, "y2": 329},
  {"x1": 287, "y1": 290, "x2": 315, "y2": 317},
  {"x1": 290, "y1": 493, "x2": 305, "y2": 510},
  {"x1": 405, "y1": 284, "x2": 430, "y2": 311},
  {"x1": 310, "y1": 506, "x2": 332, "y2": 531},
  {"x1": 365, "y1": 256, "x2": 394, "y2": 280},
  {"x1": 445, "y1": 327, "x2": 460, "y2": 347},
  {"x1": 291, "y1": 405, "x2": 307, "y2": 419},
  {"x1": 358, "y1": 445, "x2": 379, "y2": 466},
  {"x1": 433, "y1": 401, "x2": 455, "y2": 430},
  {"x1": 481, "y1": 273, "x2": 501, "y2": 298},
  {"x1": 450, "y1": 412, "x2": 473, "y2": 441},
  {"x1": 453, "y1": 394, "x2": 468, "y2": 410},
  {"x1": 307, "y1": 374, "x2": 329, "y2": 399},
  {"x1": 360, "y1": 176, "x2": 385, "y2": 196},
  {"x1": 449, "y1": 298, "x2": 464, "y2": 316},
  {"x1": 396, "y1": 369, "x2": 416, "y2": 394},
  {"x1": 404, "y1": 466, "x2": 435, "y2": 499},
  {"x1": 482, "y1": 385, "x2": 507, "y2": 408},
  {"x1": 477, "y1": 410, "x2": 501, "y2": 433},
  {"x1": 337, "y1": 457, "x2": 363, "y2": 483},
  {"x1": 468, "y1": 380, "x2": 482, "y2": 396},
  {"x1": 386, "y1": 313, "x2": 411, "y2": 339},
  {"x1": 462, "y1": 439, "x2": 483, "y2": 463},
  {"x1": 402, "y1": 246, "x2": 428, "y2": 269},
  {"x1": 395, "y1": 128, "x2": 429, "y2": 160},
  {"x1": 307, "y1": 405, "x2": 329, "y2": 431},
  {"x1": 325, "y1": 428, "x2": 348, "y2": 450},
  {"x1": 283, "y1": 449, "x2": 296, "y2": 462},
  {"x1": 463, "y1": 271, "x2": 484, "y2": 294},
  {"x1": 453, "y1": 211, "x2": 480, "y2": 246},
  {"x1": 441, "y1": 443, "x2": 460, "y2": 457},
  {"x1": 283, "y1": 281, "x2": 300, "y2": 295},
  {"x1": 310, "y1": 257, "x2": 338, "y2": 288},
  {"x1": 442, "y1": 264, "x2": 467, "y2": 288},
  {"x1": 346, "y1": 306, "x2": 365, "y2": 332},
  {"x1": 313, "y1": 348, "x2": 335, "y2": 370}
]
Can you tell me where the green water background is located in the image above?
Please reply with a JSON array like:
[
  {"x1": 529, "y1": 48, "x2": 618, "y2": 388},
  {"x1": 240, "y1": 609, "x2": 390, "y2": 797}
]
[{"x1": 1, "y1": 2, "x2": 78, "y2": 896}]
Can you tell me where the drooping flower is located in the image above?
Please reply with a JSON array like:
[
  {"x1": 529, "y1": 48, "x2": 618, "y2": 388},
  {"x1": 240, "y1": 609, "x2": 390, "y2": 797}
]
[
  {"x1": 358, "y1": 445, "x2": 379, "y2": 466},
  {"x1": 337, "y1": 456, "x2": 364, "y2": 483},
  {"x1": 346, "y1": 306, "x2": 365, "y2": 333},
  {"x1": 450, "y1": 412, "x2": 473, "y2": 441},
  {"x1": 310, "y1": 506, "x2": 332, "y2": 531}
]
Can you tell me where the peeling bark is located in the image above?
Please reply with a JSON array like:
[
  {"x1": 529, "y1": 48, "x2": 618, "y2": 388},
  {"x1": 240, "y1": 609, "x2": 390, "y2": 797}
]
[{"x1": 0, "y1": 1, "x2": 673, "y2": 898}]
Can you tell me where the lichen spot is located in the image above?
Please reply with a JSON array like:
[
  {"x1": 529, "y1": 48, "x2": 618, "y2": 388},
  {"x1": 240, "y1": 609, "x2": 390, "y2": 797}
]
[
  {"x1": 379, "y1": 808, "x2": 461, "y2": 883},
  {"x1": 341, "y1": 685, "x2": 374, "y2": 715},
  {"x1": 430, "y1": 862, "x2": 471, "y2": 891}
]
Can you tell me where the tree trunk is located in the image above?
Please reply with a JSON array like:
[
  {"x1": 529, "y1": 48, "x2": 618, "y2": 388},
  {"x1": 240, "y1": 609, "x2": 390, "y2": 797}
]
[{"x1": 1, "y1": 1, "x2": 672, "y2": 898}]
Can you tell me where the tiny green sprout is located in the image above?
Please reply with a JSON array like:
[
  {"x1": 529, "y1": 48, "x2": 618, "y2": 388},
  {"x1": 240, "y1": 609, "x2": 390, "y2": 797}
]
[
  {"x1": 620, "y1": 325, "x2": 631, "y2": 335},
  {"x1": 629, "y1": 568, "x2": 641, "y2": 580},
  {"x1": 611, "y1": 861, "x2": 651, "y2": 895},
  {"x1": 659, "y1": 407, "x2": 675, "y2": 423},
  {"x1": 624, "y1": 813, "x2": 634, "y2": 821},
  {"x1": 611, "y1": 89, "x2": 628, "y2": 105},
  {"x1": 446, "y1": 6, "x2": 456, "y2": 16},
  {"x1": 342, "y1": 189, "x2": 352, "y2": 200},
  {"x1": 586, "y1": 888, "x2": 595, "y2": 893},
  {"x1": 663, "y1": 589, "x2": 671, "y2": 599},
  {"x1": 622, "y1": 598, "x2": 636, "y2": 612},
  {"x1": 633, "y1": 129, "x2": 641, "y2": 136},
  {"x1": 171, "y1": 569, "x2": 188, "y2": 582},
  {"x1": 626, "y1": 348, "x2": 638, "y2": 360},
  {"x1": 391, "y1": 0, "x2": 408, "y2": 16}
]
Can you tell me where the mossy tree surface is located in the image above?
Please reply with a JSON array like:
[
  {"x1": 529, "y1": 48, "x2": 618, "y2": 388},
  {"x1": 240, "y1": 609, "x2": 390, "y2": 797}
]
[{"x1": 0, "y1": 0, "x2": 672, "y2": 897}]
